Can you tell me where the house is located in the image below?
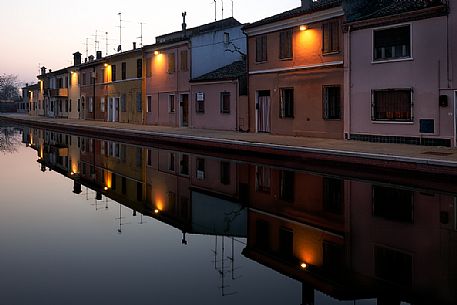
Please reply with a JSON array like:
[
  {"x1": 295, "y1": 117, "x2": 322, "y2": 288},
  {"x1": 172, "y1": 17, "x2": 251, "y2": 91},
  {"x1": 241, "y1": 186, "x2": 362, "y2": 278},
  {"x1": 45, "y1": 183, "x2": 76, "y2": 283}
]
[
  {"x1": 21, "y1": 83, "x2": 40, "y2": 115},
  {"x1": 143, "y1": 16, "x2": 246, "y2": 128},
  {"x1": 244, "y1": 0, "x2": 345, "y2": 138},
  {"x1": 345, "y1": 0, "x2": 456, "y2": 146},
  {"x1": 189, "y1": 60, "x2": 248, "y2": 131}
]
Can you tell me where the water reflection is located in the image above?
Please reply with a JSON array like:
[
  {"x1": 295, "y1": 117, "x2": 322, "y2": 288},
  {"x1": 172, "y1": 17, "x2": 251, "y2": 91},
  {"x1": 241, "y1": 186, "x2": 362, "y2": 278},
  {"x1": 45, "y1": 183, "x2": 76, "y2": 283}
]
[{"x1": 13, "y1": 126, "x2": 457, "y2": 304}]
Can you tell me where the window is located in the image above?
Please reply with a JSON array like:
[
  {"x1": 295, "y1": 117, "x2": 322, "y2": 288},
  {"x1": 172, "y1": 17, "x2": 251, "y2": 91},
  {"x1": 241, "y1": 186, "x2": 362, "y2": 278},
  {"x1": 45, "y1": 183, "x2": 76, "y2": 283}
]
[
  {"x1": 322, "y1": 21, "x2": 340, "y2": 54},
  {"x1": 147, "y1": 96, "x2": 152, "y2": 113},
  {"x1": 121, "y1": 94, "x2": 127, "y2": 112},
  {"x1": 65, "y1": 99, "x2": 68, "y2": 112},
  {"x1": 168, "y1": 153, "x2": 175, "y2": 171},
  {"x1": 374, "y1": 25, "x2": 411, "y2": 61},
  {"x1": 136, "y1": 93, "x2": 142, "y2": 112},
  {"x1": 100, "y1": 97, "x2": 105, "y2": 112},
  {"x1": 220, "y1": 92, "x2": 230, "y2": 114},
  {"x1": 121, "y1": 62, "x2": 126, "y2": 80},
  {"x1": 323, "y1": 86, "x2": 341, "y2": 120},
  {"x1": 196, "y1": 158, "x2": 205, "y2": 180},
  {"x1": 69, "y1": 99, "x2": 71, "y2": 112},
  {"x1": 180, "y1": 50, "x2": 188, "y2": 71},
  {"x1": 89, "y1": 97, "x2": 93, "y2": 113},
  {"x1": 146, "y1": 57, "x2": 152, "y2": 77},
  {"x1": 169, "y1": 95, "x2": 175, "y2": 113},
  {"x1": 224, "y1": 32, "x2": 230, "y2": 45},
  {"x1": 372, "y1": 89, "x2": 412, "y2": 122},
  {"x1": 256, "y1": 35, "x2": 268, "y2": 62},
  {"x1": 280, "y1": 88, "x2": 294, "y2": 118},
  {"x1": 137, "y1": 59, "x2": 142, "y2": 78},
  {"x1": 168, "y1": 52, "x2": 175, "y2": 73},
  {"x1": 77, "y1": 99, "x2": 80, "y2": 112},
  {"x1": 82, "y1": 73, "x2": 87, "y2": 86},
  {"x1": 111, "y1": 65, "x2": 117, "y2": 82},
  {"x1": 220, "y1": 161, "x2": 230, "y2": 185},
  {"x1": 279, "y1": 29, "x2": 293, "y2": 59},
  {"x1": 196, "y1": 93, "x2": 205, "y2": 113},
  {"x1": 323, "y1": 178, "x2": 343, "y2": 214},
  {"x1": 373, "y1": 185, "x2": 413, "y2": 223},
  {"x1": 279, "y1": 170, "x2": 294, "y2": 202}
]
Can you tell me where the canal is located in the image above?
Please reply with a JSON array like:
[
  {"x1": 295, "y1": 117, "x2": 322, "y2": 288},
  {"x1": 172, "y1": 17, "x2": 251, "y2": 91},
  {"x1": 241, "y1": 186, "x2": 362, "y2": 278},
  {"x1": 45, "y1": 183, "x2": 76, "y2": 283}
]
[{"x1": 0, "y1": 124, "x2": 456, "y2": 305}]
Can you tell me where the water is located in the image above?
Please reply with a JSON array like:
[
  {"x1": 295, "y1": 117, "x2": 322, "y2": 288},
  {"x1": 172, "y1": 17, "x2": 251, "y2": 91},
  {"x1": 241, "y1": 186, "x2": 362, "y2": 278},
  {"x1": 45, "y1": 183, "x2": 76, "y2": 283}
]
[{"x1": 0, "y1": 124, "x2": 456, "y2": 305}]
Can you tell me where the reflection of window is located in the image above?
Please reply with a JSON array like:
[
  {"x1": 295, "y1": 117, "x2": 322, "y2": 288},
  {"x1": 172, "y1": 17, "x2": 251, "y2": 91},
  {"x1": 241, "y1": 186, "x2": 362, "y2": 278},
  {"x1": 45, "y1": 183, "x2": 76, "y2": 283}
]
[
  {"x1": 323, "y1": 178, "x2": 343, "y2": 214},
  {"x1": 136, "y1": 148, "x2": 142, "y2": 167},
  {"x1": 122, "y1": 177, "x2": 127, "y2": 195},
  {"x1": 168, "y1": 191, "x2": 176, "y2": 211},
  {"x1": 137, "y1": 182, "x2": 143, "y2": 201},
  {"x1": 255, "y1": 219, "x2": 270, "y2": 250},
  {"x1": 147, "y1": 149, "x2": 153, "y2": 166},
  {"x1": 180, "y1": 154, "x2": 189, "y2": 176},
  {"x1": 374, "y1": 25, "x2": 411, "y2": 61},
  {"x1": 372, "y1": 89, "x2": 412, "y2": 122},
  {"x1": 256, "y1": 166, "x2": 271, "y2": 193},
  {"x1": 168, "y1": 153, "x2": 175, "y2": 172},
  {"x1": 375, "y1": 246, "x2": 412, "y2": 286},
  {"x1": 279, "y1": 170, "x2": 294, "y2": 202},
  {"x1": 196, "y1": 158, "x2": 205, "y2": 180},
  {"x1": 279, "y1": 227, "x2": 294, "y2": 259},
  {"x1": 220, "y1": 161, "x2": 231, "y2": 185},
  {"x1": 373, "y1": 185, "x2": 413, "y2": 223}
]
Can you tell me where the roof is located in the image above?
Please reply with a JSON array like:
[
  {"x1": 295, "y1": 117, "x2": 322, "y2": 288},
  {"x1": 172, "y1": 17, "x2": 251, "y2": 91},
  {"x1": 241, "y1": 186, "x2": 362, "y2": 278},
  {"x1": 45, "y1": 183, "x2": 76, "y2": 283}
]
[
  {"x1": 344, "y1": 0, "x2": 447, "y2": 23},
  {"x1": 243, "y1": 0, "x2": 342, "y2": 30},
  {"x1": 155, "y1": 17, "x2": 242, "y2": 44},
  {"x1": 190, "y1": 60, "x2": 246, "y2": 83}
]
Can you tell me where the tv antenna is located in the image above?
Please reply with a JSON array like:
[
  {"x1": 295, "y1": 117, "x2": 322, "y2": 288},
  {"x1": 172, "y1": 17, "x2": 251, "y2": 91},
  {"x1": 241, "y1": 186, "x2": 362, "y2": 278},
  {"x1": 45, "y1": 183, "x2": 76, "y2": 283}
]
[
  {"x1": 221, "y1": 0, "x2": 224, "y2": 19},
  {"x1": 105, "y1": 32, "x2": 109, "y2": 56},
  {"x1": 231, "y1": 0, "x2": 234, "y2": 17},
  {"x1": 92, "y1": 30, "x2": 100, "y2": 55},
  {"x1": 138, "y1": 22, "x2": 146, "y2": 47},
  {"x1": 213, "y1": 0, "x2": 217, "y2": 21},
  {"x1": 117, "y1": 12, "x2": 123, "y2": 52},
  {"x1": 85, "y1": 38, "x2": 89, "y2": 59}
]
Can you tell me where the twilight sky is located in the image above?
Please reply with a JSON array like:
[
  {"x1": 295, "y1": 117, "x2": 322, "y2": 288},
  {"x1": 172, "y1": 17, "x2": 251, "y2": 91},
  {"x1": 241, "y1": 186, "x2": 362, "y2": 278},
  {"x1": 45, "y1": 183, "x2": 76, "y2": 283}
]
[{"x1": 0, "y1": 0, "x2": 300, "y2": 84}]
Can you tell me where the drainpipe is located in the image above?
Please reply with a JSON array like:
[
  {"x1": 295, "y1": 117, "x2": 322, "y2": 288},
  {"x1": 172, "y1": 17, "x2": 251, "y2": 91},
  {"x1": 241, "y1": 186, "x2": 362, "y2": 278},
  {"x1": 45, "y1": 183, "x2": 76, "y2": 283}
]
[
  {"x1": 93, "y1": 66, "x2": 96, "y2": 121},
  {"x1": 344, "y1": 25, "x2": 352, "y2": 140},
  {"x1": 242, "y1": 28, "x2": 250, "y2": 132}
]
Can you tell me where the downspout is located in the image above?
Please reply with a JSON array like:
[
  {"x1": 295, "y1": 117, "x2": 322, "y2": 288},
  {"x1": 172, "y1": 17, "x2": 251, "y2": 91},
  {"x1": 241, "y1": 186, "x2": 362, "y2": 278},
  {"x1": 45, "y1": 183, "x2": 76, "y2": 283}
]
[
  {"x1": 242, "y1": 28, "x2": 250, "y2": 132},
  {"x1": 93, "y1": 66, "x2": 96, "y2": 121},
  {"x1": 344, "y1": 25, "x2": 352, "y2": 140}
]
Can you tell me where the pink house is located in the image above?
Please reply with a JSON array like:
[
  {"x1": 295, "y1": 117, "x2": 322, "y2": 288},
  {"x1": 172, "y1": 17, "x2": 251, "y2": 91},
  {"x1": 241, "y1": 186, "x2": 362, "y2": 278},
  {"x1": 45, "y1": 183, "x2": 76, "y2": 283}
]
[
  {"x1": 189, "y1": 60, "x2": 249, "y2": 131},
  {"x1": 345, "y1": 0, "x2": 457, "y2": 146}
]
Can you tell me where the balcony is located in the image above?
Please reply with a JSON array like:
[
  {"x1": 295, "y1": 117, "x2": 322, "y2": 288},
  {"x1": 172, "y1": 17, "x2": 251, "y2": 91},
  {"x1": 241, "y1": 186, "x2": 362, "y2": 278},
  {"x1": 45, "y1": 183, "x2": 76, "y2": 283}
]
[{"x1": 50, "y1": 88, "x2": 68, "y2": 97}]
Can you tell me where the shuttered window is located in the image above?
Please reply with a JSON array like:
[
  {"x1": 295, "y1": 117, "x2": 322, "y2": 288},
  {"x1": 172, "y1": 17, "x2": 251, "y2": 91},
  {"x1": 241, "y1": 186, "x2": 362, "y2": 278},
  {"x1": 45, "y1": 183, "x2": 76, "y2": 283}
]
[
  {"x1": 137, "y1": 59, "x2": 142, "y2": 78},
  {"x1": 168, "y1": 52, "x2": 175, "y2": 73},
  {"x1": 322, "y1": 21, "x2": 340, "y2": 54},
  {"x1": 323, "y1": 86, "x2": 341, "y2": 120},
  {"x1": 180, "y1": 50, "x2": 188, "y2": 71},
  {"x1": 256, "y1": 35, "x2": 268, "y2": 62},
  {"x1": 280, "y1": 88, "x2": 294, "y2": 118},
  {"x1": 121, "y1": 94, "x2": 126, "y2": 112},
  {"x1": 279, "y1": 29, "x2": 293, "y2": 59}
]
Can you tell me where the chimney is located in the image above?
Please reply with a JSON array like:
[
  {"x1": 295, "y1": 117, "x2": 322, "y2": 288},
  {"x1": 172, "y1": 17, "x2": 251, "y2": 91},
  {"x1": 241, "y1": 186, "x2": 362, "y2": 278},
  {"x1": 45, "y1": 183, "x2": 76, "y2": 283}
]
[
  {"x1": 133, "y1": 42, "x2": 137, "y2": 50},
  {"x1": 301, "y1": 0, "x2": 313, "y2": 10},
  {"x1": 182, "y1": 11, "x2": 187, "y2": 37},
  {"x1": 41, "y1": 67, "x2": 47, "y2": 75},
  {"x1": 73, "y1": 52, "x2": 82, "y2": 66},
  {"x1": 96, "y1": 51, "x2": 102, "y2": 60},
  {"x1": 88, "y1": 55, "x2": 95, "y2": 62}
]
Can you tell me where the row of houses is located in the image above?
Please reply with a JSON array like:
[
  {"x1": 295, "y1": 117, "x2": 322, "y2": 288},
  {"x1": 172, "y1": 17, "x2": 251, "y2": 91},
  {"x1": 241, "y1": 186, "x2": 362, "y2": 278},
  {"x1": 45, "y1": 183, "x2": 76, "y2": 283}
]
[
  {"x1": 22, "y1": 0, "x2": 457, "y2": 146},
  {"x1": 24, "y1": 126, "x2": 457, "y2": 304}
]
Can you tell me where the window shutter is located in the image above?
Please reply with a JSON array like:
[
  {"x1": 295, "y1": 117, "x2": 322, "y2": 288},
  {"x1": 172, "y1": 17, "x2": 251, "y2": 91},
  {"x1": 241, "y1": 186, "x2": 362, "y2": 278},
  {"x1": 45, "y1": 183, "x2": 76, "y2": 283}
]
[
  {"x1": 324, "y1": 88, "x2": 329, "y2": 119},
  {"x1": 331, "y1": 22, "x2": 339, "y2": 52},
  {"x1": 280, "y1": 90, "x2": 285, "y2": 118}
]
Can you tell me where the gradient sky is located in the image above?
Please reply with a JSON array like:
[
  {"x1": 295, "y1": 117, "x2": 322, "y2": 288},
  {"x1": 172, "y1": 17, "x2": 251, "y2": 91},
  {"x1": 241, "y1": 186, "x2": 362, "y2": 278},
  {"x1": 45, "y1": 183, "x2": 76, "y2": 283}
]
[{"x1": 0, "y1": 0, "x2": 300, "y2": 84}]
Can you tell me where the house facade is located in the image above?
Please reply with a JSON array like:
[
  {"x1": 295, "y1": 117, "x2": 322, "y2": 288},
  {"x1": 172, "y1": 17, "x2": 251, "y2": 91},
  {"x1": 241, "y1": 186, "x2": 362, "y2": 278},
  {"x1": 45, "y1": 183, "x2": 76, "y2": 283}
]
[
  {"x1": 345, "y1": 0, "x2": 456, "y2": 146},
  {"x1": 244, "y1": 0, "x2": 345, "y2": 138}
]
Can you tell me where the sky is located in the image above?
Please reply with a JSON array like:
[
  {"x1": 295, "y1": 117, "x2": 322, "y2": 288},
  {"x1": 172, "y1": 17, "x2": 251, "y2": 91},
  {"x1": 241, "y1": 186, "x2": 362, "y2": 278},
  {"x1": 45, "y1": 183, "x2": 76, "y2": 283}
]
[{"x1": 0, "y1": 0, "x2": 300, "y2": 84}]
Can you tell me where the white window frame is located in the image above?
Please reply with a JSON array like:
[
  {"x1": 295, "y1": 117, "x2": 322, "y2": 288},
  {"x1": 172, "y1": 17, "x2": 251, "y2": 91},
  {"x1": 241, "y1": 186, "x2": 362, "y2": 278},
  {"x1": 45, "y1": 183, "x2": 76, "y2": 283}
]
[
  {"x1": 372, "y1": 23, "x2": 413, "y2": 64},
  {"x1": 371, "y1": 88, "x2": 414, "y2": 124}
]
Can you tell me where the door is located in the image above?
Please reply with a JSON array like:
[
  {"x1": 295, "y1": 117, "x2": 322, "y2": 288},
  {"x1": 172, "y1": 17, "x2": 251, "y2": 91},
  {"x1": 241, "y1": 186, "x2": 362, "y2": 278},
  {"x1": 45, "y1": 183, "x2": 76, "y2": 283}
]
[
  {"x1": 257, "y1": 91, "x2": 271, "y2": 133},
  {"x1": 108, "y1": 98, "x2": 113, "y2": 122},
  {"x1": 114, "y1": 97, "x2": 120, "y2": 122},
  {"x1": 81, "y1": 97, "x2": 85, "y2": 120},
  {"x1": 180, "y1": 94, "x2": 189, "y2": 127}
]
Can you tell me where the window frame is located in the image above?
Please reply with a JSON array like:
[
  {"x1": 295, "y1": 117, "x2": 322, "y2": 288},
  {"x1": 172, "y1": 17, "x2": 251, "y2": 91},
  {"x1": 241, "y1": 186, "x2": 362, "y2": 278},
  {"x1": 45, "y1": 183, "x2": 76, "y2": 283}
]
[
  {"x1": 279, "y1": 29, "x2": 293, "y2": 60},
  {"x1": 372, "y1": 23, "x2": 413, "y2": 63},
  {"x1": 220, "y1": 92, "x2": 231, "y2": 114},
  {"x1": 322, "y1": 20, "x2": 340, "y2": 55},
  {"x1": 279, "y1": 87, "x2": 294, "y2": 119},
  {"x1": 371, "y1": 88, "x2": 414, "y2": 123},
  {"x1": 255, "y1": 35, "x2": 268, "y2": 63},
  {"x1": 323, "y1": 85, "x2": 341, "y2": 120},
  {"x1": 147, "y1": 95, "x2": 152, "y2": 113},
  {"x1": 168, "y1": 52, "x2": 175, "y2": 74}
]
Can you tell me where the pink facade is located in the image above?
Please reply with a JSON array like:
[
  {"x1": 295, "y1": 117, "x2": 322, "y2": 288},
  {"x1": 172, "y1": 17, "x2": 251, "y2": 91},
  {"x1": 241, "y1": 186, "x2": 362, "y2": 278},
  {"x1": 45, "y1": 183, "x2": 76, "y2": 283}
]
[
  {"x1": 347, "y1": 3, "x2": 456, "y2": 146},
  {"x1": 190, "y1": 81, "x2": 248, "y2": 131},
  {"x1": 144, "y1": 43, "x2": 191, "y2": 127}
]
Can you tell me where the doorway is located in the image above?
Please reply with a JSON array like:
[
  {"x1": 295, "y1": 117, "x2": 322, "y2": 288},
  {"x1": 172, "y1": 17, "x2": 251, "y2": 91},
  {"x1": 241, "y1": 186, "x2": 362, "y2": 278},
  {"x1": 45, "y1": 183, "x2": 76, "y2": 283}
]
[
  {"x1": 257, "y1": 90, "x2": 271, "y2": 133},
  {"x1": 180, "y1": 94, "x2": 189, "y2": 127},
  {"x1": 108, "y1": 97, "x2": 120, "y2": 122}
]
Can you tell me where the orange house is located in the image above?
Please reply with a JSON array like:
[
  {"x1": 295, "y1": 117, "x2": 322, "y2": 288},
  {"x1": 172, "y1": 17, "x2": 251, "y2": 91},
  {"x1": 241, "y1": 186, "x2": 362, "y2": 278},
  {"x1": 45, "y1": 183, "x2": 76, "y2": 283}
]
[{"x1": 244, "y1": 0, "x2": 345, "y2": 138}]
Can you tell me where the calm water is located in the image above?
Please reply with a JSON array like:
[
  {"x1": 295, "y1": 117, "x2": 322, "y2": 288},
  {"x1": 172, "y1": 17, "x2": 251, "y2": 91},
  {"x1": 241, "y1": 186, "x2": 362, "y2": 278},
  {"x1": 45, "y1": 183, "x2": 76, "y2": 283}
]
[{"x1": 0, "y1": 125, "x2": 456, "y2": 305}]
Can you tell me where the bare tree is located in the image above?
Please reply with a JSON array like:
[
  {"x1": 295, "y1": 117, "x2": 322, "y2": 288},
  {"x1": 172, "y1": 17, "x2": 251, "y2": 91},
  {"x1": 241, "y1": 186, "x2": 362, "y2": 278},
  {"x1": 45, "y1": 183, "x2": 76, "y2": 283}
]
[{"x1": 0, "y1": 74, "x2": 21, "y2": 101}]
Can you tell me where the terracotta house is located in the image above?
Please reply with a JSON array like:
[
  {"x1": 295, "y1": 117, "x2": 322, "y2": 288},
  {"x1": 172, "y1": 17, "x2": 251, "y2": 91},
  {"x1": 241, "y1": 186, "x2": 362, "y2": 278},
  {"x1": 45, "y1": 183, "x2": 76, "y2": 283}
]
[
  {"x1": 244, "y1": 0, "x2": 345, "y2": 138},
  {"x1": 345, "y1": 0, "x2": 456, "y2": 146}
]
